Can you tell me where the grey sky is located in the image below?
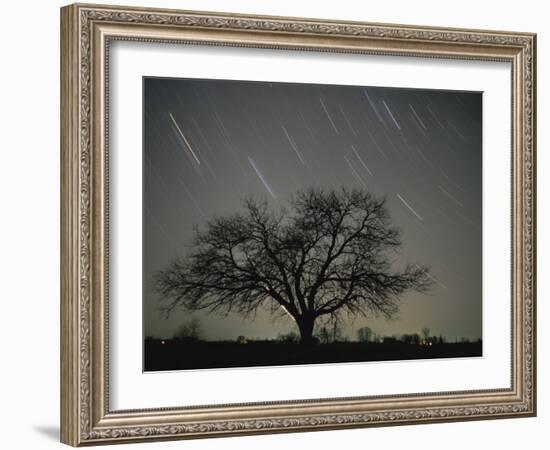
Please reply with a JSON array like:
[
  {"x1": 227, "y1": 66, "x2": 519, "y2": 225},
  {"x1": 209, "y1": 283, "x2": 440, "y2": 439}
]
[{"x1": 143, "y1": 77, "x2": 482, "y2": 342}]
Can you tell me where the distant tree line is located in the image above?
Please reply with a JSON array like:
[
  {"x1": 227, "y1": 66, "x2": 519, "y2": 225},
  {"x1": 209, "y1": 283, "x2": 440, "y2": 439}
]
[
  {"x1": 357, "y1": 325, "x2": 448, "y2": 345},
  {"x1": 145, "y1": 318, "x2": 478, "y2": 346}
]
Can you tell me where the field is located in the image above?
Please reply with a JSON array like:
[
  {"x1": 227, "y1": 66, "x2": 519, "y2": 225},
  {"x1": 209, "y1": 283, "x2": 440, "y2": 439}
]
[{"x1": 144, "y1": 339, "x2": 482, "y2": 371}]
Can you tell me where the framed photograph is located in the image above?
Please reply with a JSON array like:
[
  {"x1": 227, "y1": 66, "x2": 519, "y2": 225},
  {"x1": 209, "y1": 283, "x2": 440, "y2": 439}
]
[{"x1": 60, "y1": 3, "x2": 536, "y2": 446}]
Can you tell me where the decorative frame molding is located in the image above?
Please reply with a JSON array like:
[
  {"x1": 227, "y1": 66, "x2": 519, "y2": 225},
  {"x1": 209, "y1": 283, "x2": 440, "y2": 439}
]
[{"x1": 60, "y1": 3, "x2": 536, "y2": 446}]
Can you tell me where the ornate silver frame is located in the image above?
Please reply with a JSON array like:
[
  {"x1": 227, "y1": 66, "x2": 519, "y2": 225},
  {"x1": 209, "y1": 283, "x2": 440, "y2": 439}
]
[{"x1": 60, "y1": 3, "x2": 536, "y2": 446}]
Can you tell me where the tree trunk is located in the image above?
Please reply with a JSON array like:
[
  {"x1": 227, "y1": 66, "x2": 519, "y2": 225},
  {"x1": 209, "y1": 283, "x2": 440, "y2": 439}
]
[{"x1": 297, "y1": 316, "x2": 316, "y2": 344}]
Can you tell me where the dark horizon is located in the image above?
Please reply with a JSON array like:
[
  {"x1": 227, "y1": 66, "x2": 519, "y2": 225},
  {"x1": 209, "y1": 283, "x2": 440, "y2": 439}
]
[{"x1": 143, "y1": 77, "x2": 482, "y2": 342}]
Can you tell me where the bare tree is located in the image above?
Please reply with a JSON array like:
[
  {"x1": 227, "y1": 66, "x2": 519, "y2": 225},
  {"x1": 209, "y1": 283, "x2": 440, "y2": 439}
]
[
  {"x1": 173, "y1": 317, "x2": 203, "y2": 341},
  {"x1": 357, "y1": 326, "x2": 373, "y2": 343},
  {"x1": 421, "y1": 326, "x2": 431, "y2": 344},
  {"x1": 316, "y1": 322, "x2": 343, "y2": 344},
  {"x1": 156, "y1": 187, "x2": 432, "y2": 344}
]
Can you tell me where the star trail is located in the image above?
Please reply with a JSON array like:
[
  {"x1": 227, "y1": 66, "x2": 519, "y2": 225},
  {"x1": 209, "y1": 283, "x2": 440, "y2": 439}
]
[{"x1": 143, "y1": 77, "x2": 482, "y2": 342}]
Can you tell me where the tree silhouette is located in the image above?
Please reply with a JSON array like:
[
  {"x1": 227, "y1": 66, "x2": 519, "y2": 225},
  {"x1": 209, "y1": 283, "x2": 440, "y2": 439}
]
[
  {"x1": 155, "y1": 187, "x2": 432, "y2": 344},
  {"x1": 316, "y1": 322, "x2": 344, "y2": 344},
  {"x1": 173, "y1": 317, "x2": 203, "y2": 342},
  {"x1": 421, "y1": 326, "x2": 431, "y2": 344},
  {"x1": 357, "y1": 326, "x2": 373, "y2": 343}
]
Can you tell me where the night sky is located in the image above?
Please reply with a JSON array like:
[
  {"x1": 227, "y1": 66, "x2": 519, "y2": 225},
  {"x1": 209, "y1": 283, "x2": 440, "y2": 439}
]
[{"x1": 143, "y1": 77, "x2": 482, "y2": 342}]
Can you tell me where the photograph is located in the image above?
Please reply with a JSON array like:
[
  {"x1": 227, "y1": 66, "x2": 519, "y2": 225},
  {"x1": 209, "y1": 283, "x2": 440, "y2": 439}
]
[
  {"x1": 57, "y1": 2, "x2": 536, "y2": 446},
  {"x1": 143, "y1": 77, "x2": 483, "y2": 372}
]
